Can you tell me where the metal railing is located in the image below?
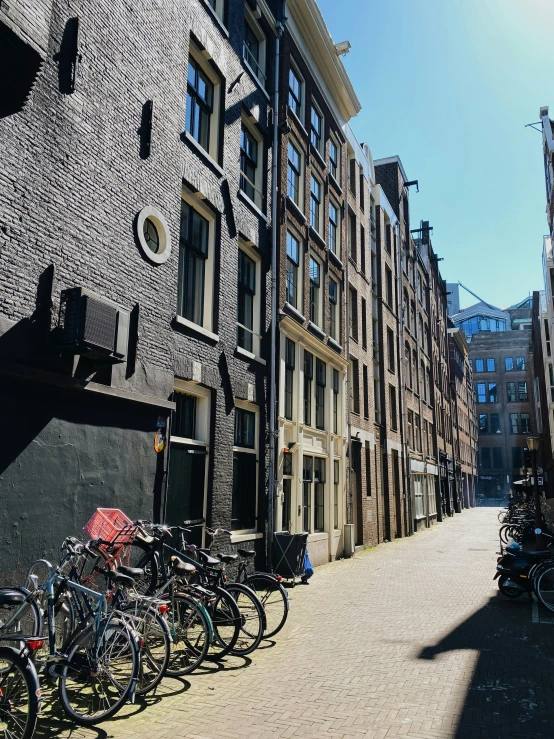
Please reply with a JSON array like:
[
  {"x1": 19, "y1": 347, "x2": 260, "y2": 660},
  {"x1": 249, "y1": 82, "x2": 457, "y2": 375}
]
[{"x1": 243, "y1": 42, "x2": 266, "y2": 85}]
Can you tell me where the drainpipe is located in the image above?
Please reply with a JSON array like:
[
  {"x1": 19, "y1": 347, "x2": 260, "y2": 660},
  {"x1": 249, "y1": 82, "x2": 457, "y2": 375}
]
[
  {"x1": 267, "y1": 5, "x2": 285, "y2": 570},
  {"x1": 344, "y1": 166, "x2": 353, "y2": 534}
]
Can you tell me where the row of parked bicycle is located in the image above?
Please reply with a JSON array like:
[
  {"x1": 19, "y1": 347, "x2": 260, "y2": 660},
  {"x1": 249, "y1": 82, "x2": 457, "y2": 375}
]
[
  {"x1": 0, "y1": 508, "x2": 289, "y2": 738},
  {"x1": 495, "y1": 496, "x2": 554, "y2": 608}
]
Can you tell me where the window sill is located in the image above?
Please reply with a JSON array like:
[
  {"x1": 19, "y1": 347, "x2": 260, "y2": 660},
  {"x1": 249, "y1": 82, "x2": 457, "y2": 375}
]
[
  {"x1": 328, "y1": 172, "x2": 343, "y2": 195},
  {"x1": 236, "y1": 346, "x2": 266, "y2": 365},
  {"x1": 327, "y1": 337, "x2": 342, "y2": 353},
  {"x1": 308, "y1": 226, "x2": 326, "y2": 249},
  {"x1": 329, "y1": 250, "x2": 343, "y2": 269},
  {"x1": 283, "y1": 302, "x2": 306, "y2": 324},
  {"x1": 307, "y1": 321, "x2": 325, "y2": 340},
  {"x1": 308, "y1": 531, "x2": 328, "y2": 543},
  {"x1": 286, "y1": 196, "x2": 307, "y2": 225},
  {"x1": 241, "y1": 58, "x2": 270, "y2": 101},
  {"x1": 199, "y1": 0, "x2": 229, "y2": 37},
  {"x1": 174, "y1": 315, "x2": 219, "y2": 342},
  {"x1": 310, "y1": 143, "x2": 326, "y2": 170},
  {"x1": 288, "y1": 107, "x2": 308, "y2": 138},
  {"x1": 181, "y1": 131, "x2": 226, "y2": 179},
  {"x1": 238, "y1": 189, "x2": 268, "y2": 222},
  {"x1": 231, "y1": 532, "x2": 264, "y2": 543}
]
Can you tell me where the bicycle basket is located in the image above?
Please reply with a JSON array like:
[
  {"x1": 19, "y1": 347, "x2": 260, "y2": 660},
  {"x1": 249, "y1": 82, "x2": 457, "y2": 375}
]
[{"x1": 84, "y1": 508, "x2": 135, "y2": 548}]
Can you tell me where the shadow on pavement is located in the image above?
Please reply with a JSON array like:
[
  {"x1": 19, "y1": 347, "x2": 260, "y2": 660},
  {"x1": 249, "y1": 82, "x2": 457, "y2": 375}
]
[{"x1": 419, "y1": 593, "x2": 554, "y2": 739}]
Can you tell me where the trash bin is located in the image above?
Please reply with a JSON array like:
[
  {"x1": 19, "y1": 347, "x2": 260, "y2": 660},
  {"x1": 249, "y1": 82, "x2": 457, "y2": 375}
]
[{"x1": 272, "y1": 531, "x2": 309, "y2": 582}]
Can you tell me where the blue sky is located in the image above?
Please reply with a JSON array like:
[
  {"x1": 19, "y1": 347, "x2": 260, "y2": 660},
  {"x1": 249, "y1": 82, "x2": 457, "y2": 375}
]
[{"x1": 317, "y1": 0, "x2": 554, "y2": 310}]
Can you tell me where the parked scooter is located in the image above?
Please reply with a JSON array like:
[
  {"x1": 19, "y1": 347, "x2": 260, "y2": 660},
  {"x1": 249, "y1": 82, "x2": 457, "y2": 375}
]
[{"x1": 494, "y1": 529, "x2": 554, "y2": 598}]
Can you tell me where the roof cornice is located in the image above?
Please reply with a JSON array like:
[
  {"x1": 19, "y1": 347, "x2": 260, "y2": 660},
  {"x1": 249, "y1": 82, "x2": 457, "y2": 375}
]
[{"x1": 287, "y1": 0, "x2": 361, "y2": 122}]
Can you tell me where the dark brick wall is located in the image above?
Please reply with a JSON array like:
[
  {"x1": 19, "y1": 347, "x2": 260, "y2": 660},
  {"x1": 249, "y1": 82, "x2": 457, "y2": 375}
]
[{"x1": 0, "y1": 0, "x2": 273, "y2": 574}]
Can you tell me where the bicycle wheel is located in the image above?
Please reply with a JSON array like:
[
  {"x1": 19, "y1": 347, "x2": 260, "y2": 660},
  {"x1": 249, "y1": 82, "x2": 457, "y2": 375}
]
[
  {"x1": 0, "y1": 587, "x2": 42, "y2": 649},
  {"x1": 58, "y1": 618, "x2": 139, "y2": 725},
  {"x1": 535, "y1": 565, "x2": 554, "y2": 612},
  {"x1": 245, "y1": 574, "x2": 289, "y2": 638},
  {"x1": 121, "y1": 541, "x2": 159, "y2": 595},
  {"x1": 123, "y1": 605, "x2": 170, "y2": 695},
  {"x1": 497, "y1": 575, "x2": 524, "y2": 599},
  {"x1": 165, "y1": 595, "x2": 210, "y2": 676},
  {"x1": 206, "y1": 588, "x2": 240, "y2": 660},
  {"x1": 0, "y1": 646, "x2": 40, "y2": 739},
  {"x1": 225, "y1": 583, "x2": 264, "y2": 657}
]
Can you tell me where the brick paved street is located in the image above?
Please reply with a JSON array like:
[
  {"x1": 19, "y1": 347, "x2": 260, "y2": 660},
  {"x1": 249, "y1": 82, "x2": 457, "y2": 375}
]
[{"x1": 37, "y1": 507, "x2": 554, "y2": 739}]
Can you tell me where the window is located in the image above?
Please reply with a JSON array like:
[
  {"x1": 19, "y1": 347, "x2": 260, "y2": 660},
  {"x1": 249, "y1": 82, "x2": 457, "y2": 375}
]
[
  {"x1": 243, "y1": 12, "x2": 266, "y2": 85},
  {"x1": 486, "y1": 358, "x2": 495, "y2": 372},
  {"x1": 288, "y1": 65, "x2": 302, "y2": 116},
  {"x1": 477, "y1": 383, "x2": 486, "y2": 403},
  {"x1": 328, "y1": 200, "x2": 339, "y2": 254},
  {"x1": 507, "y1": 382, "x2": 516, "y2": 402},
  {"x1": 178, "y1": 196, "x2": 213, "y2": 330},
  {"x1": 349, "y1": 287, "x2": 358, "y2": 340},
  {"x1": 479, "y1": 413, "x2": 488, "y2": 434},
  {"x1": 237, "y1": 249, "x2": 256, "y2": 353},
  {"x1": 206, "y1": 0, "x2": 224, "y2": 22},
  {"x1": 329, "y1": 278, "x2": 339, "y2": 343},
  {"x1": 310, "y1": 104, "x2": 323, "y2": 153},
  {"x1": 415, "y1": 414, "x2": 421, "y2": 452},
  {"x1": 387, "y1": 328, "x2": 395, "y2": 372},
  {"x1": 516, "y1": 356, "x2": 526, "y2": 371},
  {"x1": 332, "y1": 369, "x2": 339, "y2": 434},
  {"x1": 310, "y1": 175, "x2": 322, "y2": 233},
  {"x1": 315, "y1": 359, "x2": 326, "y2": 430},
  {"x1": 374, "y1": 376, "x2": 381, "y2": 424},
  {"x1": 492, "y1": 447, "x2": 503, "y2": 469},
  {"x1": 286, "y1": 231, "x2": 300, "y2": 308},
  {"x1": 302, "y1": 456, "x2": 325, "y2": 533},
  {"x1": 287, "y1": 141, "x2": 301, "y2": 207},
  {"x1": 186, "y1": 54, "x2": 214, "y2": 152},
  {"x1": 304, "y1": 351, "x2": 313, "y2": 426},
  {"x1": 309, "y1": 257, "x2": 321, "y2": 326},
  {"x1": 329, "y1": 135, "x2": 339, "y2": 181},
  {"x1": 488, "y1": 383, "x2": 497, "y2": 403},
  {"x1": 510, "y1": 413, "x2": 519, "y2": 434},
  {"x1": 360, "y1": 225, "x2": 366, "y2": 275},
  {"x1": 240, "y1": 122, "x2": 260, "y2": 205},
  {"x1": 423, "y1": 419, "x2": 428, "y2": 455},
  {"x1": 363, "y1": 365, "x2": 369, "y2": 419},
  {"x1": 348, "y1": 212, "x2": 357, "y2": 262},
  {"x1": 518, "y1": 381, "x2": 528, "y2": 402},
  {"x1": 512, "y1": 446, "x2": 523, "y2": 469},
  {"x1": 505, "y1": 357, "x2": 514, "y2": 371},
  {"x1": 413, "y1": 353, "x2": 419, "y2": 395},
  {"x1": 389, "y1": 385, "x2": 397, "y2": 430},
  {"x1": 475, "y1": 359, "x2": 484, "y2": 373},
  {"x1": 361, "y1": 298, "x2": 367, "y2": 349},
  {"x1": 284, "y1": 339, "x2": 295, "y2": 421},
  {"x1": 481, "y1": 447, "x2": 491, "y2": 467},
  {"x1": 282, "y1": 453, "x2": 293, "y2": 532},
  {"x1": 521, "y1": 413, "x2": 531, "y2": 434},
  {"x1": 407, "y1": 410, "x2": 414, "y2": 449},
  {"x1": 314, "y1": 457, "x2": 325, "y2": 532},
  {"x1": 406, "y1": 345, "x2": 412, "y2": 388},
  {"x1": 490, "y1": 413, "x2": 500, "y2": 434},
  {"x1": 334, "y1": 459, "x2": 340, "y2": 528},
  {"x1": 365, "y1": 442, "x2": 371, "y2": 496},
  {"x1": 385, "y1": 267, "x2": 393, "y2": 306},
  {"x1": 410, "y1": 302, "x2": 416, "y2": 333},
  {"x1": 351, "y1": 358, "x2": 360, "y2": 414},
  {"x1": 232, "y1": 406, "x2": 258, "y2": 531},
  {"x1": 420, "y1": 361, "x2": 425, "y2": 401}
]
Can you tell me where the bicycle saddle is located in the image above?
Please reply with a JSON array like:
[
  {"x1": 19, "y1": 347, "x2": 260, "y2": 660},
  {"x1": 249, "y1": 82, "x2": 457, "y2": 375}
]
[
  {"x1": 106, "y1": 570, "x2": 135, "y2": 588},
  {"x1": 169, "y1": 557, "x2": 197, "y2": 576},
  {"x1": 238, "y1": 549, "x2": 255, "y2": 558},
  {"x1": 219, "y1": 553, "x2": 238, "y2": 564},
  {"x1": 197, "y1": 550, "x2": 221, "y2": 566},
  {"x1": 0, "y1": 589, "x2": 25, "y2": 606},
  {"x1": 117, "y1": 565, "x2": 144, "y2": 579}
]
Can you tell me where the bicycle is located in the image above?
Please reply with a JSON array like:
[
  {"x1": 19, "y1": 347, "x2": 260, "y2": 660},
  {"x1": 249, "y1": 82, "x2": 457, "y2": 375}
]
[{"x1": 0, "y1": 632, "x2": 43, "y2": 739}]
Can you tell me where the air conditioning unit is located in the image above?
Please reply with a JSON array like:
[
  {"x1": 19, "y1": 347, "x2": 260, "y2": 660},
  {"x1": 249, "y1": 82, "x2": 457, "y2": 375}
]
[{"x1": 59, "y1": 287, "x2": 129, "y2": 361}]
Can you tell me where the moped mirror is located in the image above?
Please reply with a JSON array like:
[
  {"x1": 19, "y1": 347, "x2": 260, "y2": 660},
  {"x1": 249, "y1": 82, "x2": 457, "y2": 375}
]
[{"x1": 535, "y1": 528, "x2": 542, "y2": 535}]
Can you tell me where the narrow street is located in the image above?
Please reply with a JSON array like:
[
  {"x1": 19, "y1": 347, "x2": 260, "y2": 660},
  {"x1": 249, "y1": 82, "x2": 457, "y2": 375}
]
[{"x1": 36, "y1": 507, "x2": 554, "y2": 739}]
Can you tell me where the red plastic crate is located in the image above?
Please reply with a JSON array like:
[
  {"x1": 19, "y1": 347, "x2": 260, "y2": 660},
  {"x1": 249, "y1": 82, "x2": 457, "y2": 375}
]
[{"x1": 84, "y1": 508, "x2": 134, "y2": 546}]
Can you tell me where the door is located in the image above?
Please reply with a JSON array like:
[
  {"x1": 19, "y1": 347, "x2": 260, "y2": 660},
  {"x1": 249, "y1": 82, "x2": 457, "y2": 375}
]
[
  {"x1": 166, "y1": 443, "x2": 207, "y2": 546},
  {"x1": 351, "y1": 441, "x2": 363, "y2": 545}
]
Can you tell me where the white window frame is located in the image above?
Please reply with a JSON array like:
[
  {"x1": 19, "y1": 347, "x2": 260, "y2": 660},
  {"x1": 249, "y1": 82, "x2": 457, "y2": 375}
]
[
  {"x1": 329, "y1": 276, "x2": 339, "y2": 343},
  {"x1": 310, "y1": 173, "x2": 323, "y2": 235},
  {"x1": 285, "y1": 228, "x2": 303, "y2": 311},
  {"x1": 328, "y1": 198, "x2": 340, "y2": 256},
  {"x1": 309, "y1": 253, "x2": 323, "y2": 328},
  {"x1": 303, "y1": 454, "x2": 327, "y2": 534},
  {"x1": 237, "y1": 239, "x2": 262, "y2": 359},
  {"x1": 232, "y1": 400, "x2": 259, "y2": 535},
  {"x1": 288, "y1": 59, "x2": 304, "y2": 120},
  {"x1": 240, "y1": 114, "x2": 264, "y2": 209},
  {"x1": 178, "y1": 187, "x2": 216, "y2": 336},
  {"x1": 206, "y1": 0, "x2": 225, "y2": 24},
  {"x1": 287, "y1": 136, "x2": 304, "y2": 211},
  {"x1": 310, "y1": 100, "x2": 324, "y2": 156},
  {"x1": 243, "y1": 6, "x2": 266, "y2": 87},
  {"x1": 329, "y1": 132, "x2": 340, "y2": 182},
  {"x1": 187, "y1": 42, "x2": 221, "y2": 159}
]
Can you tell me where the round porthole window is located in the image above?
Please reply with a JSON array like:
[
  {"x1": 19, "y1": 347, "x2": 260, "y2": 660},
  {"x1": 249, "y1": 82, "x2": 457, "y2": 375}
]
[{"x1": 136, "y1": 206, "x2": 171, "y2": 265}]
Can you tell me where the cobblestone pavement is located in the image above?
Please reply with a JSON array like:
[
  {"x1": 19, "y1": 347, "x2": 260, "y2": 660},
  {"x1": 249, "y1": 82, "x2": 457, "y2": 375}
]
[{"x1": 36, "y1": 507, "x2": 554, "y2": 739}]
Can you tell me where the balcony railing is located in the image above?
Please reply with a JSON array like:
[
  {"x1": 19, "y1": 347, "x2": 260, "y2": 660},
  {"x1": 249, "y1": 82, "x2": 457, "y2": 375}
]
[{"x1": 243, "y1": 42, "x2": 266, "y2": 85}]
